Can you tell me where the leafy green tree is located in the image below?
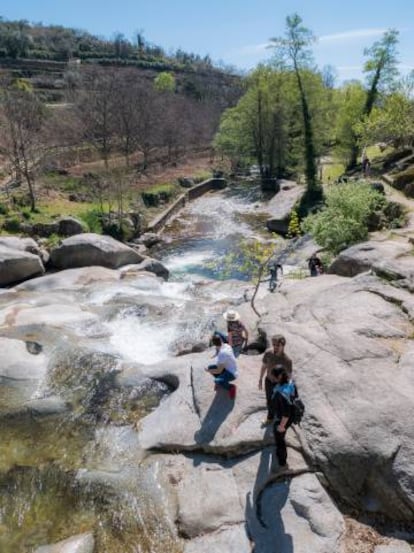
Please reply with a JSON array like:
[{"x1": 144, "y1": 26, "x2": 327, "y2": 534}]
[
  {"x1": 154, "y1": 72, "x2": 176, "y2": 93},
  {"x1": 355, "y1": 90, "x2": 414, "y2": 149},
  {"x1": 214, "y1": 67, "x2": 294, "y2": 176},
  {"x1": 302, "y1": 181, "x2": 384, "y2": 254},
  {"x1": 270, "y1": 14, "x2": 323, "y2": 212},
  {"x1": 334, "y1": 82, "x2": 366, "y2": 165},
  {"x1": 348, "y1": 29, "x2": 400, "y2": 168}
]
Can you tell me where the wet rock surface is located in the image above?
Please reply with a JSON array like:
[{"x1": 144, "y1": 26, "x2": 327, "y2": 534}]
[{"x1": 1, "y1": 184, "x2": 414, "y2": 552}]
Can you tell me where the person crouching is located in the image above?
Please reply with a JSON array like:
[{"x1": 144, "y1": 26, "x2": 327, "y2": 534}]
[
  {"x1": 205, "y1": 334, "x2": 238, "y2": 400},
  {"x1": 269, "y1": 367, "x2": 297, "y2": 471}
]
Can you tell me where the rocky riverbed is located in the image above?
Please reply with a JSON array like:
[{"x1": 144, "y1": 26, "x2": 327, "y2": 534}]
[{"x1": 1, "y1": 182, "x2": 414, "y2": 552}]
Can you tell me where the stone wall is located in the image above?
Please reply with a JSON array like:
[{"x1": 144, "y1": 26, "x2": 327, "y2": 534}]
[{"x1": 146, "y1": 178, "x2": 227, "y2": 233}]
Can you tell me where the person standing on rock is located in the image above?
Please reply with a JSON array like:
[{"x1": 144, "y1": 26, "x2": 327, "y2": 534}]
[
  {"x1": 269, "y1": 367, "x2": 297, "y2": 471},
  {"x1": 308, "y1": 253, "x2": 323, "y2": 277},
  {"x1": 205, "y1": 334, "x2": 238, "y2": 399},
  {"x1": 223, "y1": 309, "x2": 249, "y2": 358},
  {"x1": 259, "y1": 334, "x2": 292, "y2": 425}
]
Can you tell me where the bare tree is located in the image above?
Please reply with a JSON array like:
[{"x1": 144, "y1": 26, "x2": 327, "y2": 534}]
[
  {"x1": 75, "y1": 67, "x2": 118, "y2": 169},
  {"x1": 0, "y1": 80, "x2": 48, "y2": 211}
]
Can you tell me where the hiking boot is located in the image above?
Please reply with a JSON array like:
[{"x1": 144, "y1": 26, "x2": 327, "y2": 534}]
[{"x1": 228, "y1": 384, "x2": 237, "y2": 400}]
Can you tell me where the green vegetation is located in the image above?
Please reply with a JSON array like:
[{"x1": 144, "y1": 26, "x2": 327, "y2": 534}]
[
  {"x1": 206, "y1": 239, "x2": 280, "y2": 281},
  {"x1": 302, "y1": 181, "x2": 398, "y2": 254},
  {"x1": 0, "y1": 18, "x2": 232, "y2": 77},
  {"x1": 287, "y1": 209, "x2": 301, "y2": 238},
  {"x1": 322, "y1": 162, "x2": 345, "y2": 183},
  {"x1": 141, "y1": 183, "x2": 179, "y2": 207}
]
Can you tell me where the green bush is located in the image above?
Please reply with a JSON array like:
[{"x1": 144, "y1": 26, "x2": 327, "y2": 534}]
[
  {"x1": 80, "y1": 209, "x2": 103, "y2": 234},
  {"x1": 45, "y1": 233, "x2": 61, "y2": 248},
  {"x1": 141, "y1": 183, "x2": 176, "y2": 207},
  {"x1": 392, "y1": 168, "x2": 414, "y2": 191},
  {"x1": 0, "y1": 203, "x2": 9, "y2": 215},
  {"x1": 302, "y1": 182, "x2": 385, "y2": 254},
  {"x1": 4, "y1": 217, "x2": 21, "y2": 233}
]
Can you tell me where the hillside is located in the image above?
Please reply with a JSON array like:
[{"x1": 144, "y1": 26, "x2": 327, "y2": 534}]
[{"x1": 0, "y1": 19, "x2": 243, "y2": 104}]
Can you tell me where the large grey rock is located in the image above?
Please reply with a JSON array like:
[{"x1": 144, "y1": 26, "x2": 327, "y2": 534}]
[
  {"x1": 256, "y1": 272, "x2": 414, "y2": 520},
  {"x1": 0, "y1": 235, "x2": 40, "y2": 255},
  {"x1": 0, "y1": 245, "x2": 44, "y2": 286},
  {"x1": 328, "y1": 240, "x2": 412, "y2": 277},
  {"x1": 58, "y1": 216, "x2": 85, "y2": 236},
  {"x1": 148, "y1": 447, "x2": 343, "y2": 553},
  {"x1": 34, "y1": 533, "x2": 94, "y2": 553},
  {"x1": 133, "y1": 256, "x2": 170, "y2": 280},
  {"x1": 15, "y1": 266, "x2": 121, "y2": 292},
  {"x1": 264, "y1": 181, "x2": 304, "y2": 234},
  {"x1": 50, "y1": 233, "x2": 144, "y2": 269}
]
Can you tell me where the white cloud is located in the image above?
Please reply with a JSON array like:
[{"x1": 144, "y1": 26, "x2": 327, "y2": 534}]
[
  {"x1": 237, "y1": 42, "x2": 271, "y2": 56},
  {"x1": 318, "y1": 28, "x2": 387, "y2": 43}
]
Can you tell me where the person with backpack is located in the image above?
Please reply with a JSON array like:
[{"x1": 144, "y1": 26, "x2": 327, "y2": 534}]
[{"x1": 269, "y1": 367, "x2": 299, "y2": 472}]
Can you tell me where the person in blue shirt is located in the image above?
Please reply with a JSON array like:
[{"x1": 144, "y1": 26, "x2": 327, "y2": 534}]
[{"x1": 269, "y1": 367, "x2": 297, "y2": 471}]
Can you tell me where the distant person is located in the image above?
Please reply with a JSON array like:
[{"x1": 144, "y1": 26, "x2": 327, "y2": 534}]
[
  {"x1": 363, "y1": 158, "x2": 371, "y2": 177},
  {"x1": 308, "y1": 254, "x2": 323, "y2": 277},
  {"x1": 205, "y1": 334, "x2": 238, "y2": 399},
  {"x1": 269, "y1": 367, "x2": 297, "y2": 472},
  {"x1": 268, "y1": 262, "x2": 283, "y2": 292},
  {"x1": 223, "y1": 309, "x2": 249, "y2": 358},
  {"x1": 258, "y1": 334, "x2": 292, "y2": 425}
]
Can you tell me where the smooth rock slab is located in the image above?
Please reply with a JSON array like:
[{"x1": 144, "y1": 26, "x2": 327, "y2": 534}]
[
  {"x1": 0, "y1": 336, "x2": 47, "y2": 381},
  {"x1": 374, "y1": 541, "x2": 412, "y2": 553},
  {"x1": 50, "y1": 233, "x2": 144, "y2": 269},
  {"x1": 328, "y1": 240, "x2": 412, "y2": 277},
  {"x1": 184, "y1": 526, "x2": 251, "y2": 553},
  {"x1": 34, "y1": 532, "x2": 94, "y2": 553},
  {"x1": 257, "y1": 273, "x2": 414, "y2": 520},
  {"x1": 0, "y1": 245, "x2": 44, "y2": 286},
  {"x1": 177, "y1": 465, "x2": 244, "y2": 538}
]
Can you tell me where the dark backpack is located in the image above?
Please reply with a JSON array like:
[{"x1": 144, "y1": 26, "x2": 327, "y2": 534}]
[
  {"x1": 277, "y1": 383, "x2": 305, "y2": 426},
  {"x1": 290, "y1": 396, "x2": 305, "y2": 425}
]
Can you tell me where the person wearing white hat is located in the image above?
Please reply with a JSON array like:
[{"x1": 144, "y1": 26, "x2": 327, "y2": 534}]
[{"x1": 223, "y1": 309, "x2": 249, "y2": 358}]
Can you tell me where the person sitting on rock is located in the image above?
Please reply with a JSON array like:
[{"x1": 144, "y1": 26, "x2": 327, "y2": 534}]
[
  {"x1": 223, "y1": 309, "x2": 249, "y2": 358},
  {"x1": 259, "y1": 334, "x2": 292, "y2": 426},
  {"x1": 269, "y1": 367, "x2": 297, "y2": 472},
  {"x1": 205, "y1": 334, "x2": 238, "y2": 399},
  {"x1": 308, "y1": 253, "x2": 323, "y2": 277}
]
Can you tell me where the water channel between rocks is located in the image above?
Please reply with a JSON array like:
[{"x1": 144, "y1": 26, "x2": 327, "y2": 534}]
[{"x1": 1, "y1": 182, "x2": 287, "y2": 553}]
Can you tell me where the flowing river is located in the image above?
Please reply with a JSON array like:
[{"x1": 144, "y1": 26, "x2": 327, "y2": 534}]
[{"x1": 0, "y1": 182, "x2": 285, "y2": 553}]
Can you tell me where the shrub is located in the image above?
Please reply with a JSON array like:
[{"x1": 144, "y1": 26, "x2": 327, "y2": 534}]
[
  {"x1": 80, "y1": 209, "x2": 103, "y2": 234},
  {"x1": 392, "y1": 168, "x2": 414, "y2": 191},
  {"x1": 4, "y1": 217, "x2": 21, "y2": 233},
  {"x1": 287, "y1": 209, "x2": 301, "y2": 238},
  {"x1": 45, "y1": 233, "x2": 61, "y2": 249},
  {"x1": 141, "y1": 183, "x2": 176, "y2": 207},
  {"x1": 0, "y1": 203, "x2": 9, "y2": 215},
  {"x1": 302, "y1": 182, "x2": 385, "y2": 254}
]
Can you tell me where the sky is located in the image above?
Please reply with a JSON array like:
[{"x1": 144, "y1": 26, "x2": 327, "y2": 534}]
[{"x1": 1, "y1": 0, "x2": 414, "y2": 83}]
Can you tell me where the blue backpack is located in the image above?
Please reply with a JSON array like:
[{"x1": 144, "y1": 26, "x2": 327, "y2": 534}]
[{"x1": 274, "y1": 382, "x2": 305, "y2": 426}]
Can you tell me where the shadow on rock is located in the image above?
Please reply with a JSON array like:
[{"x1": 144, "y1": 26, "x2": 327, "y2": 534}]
[
  {"x1": 194, "y1": 389, "x2": 235, "y2": 445},
  {"x1": 245, "y1": 442, "x2": 293, "y2": 553}
]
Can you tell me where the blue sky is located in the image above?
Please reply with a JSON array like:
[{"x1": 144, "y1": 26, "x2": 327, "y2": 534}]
[{"x1": 2, "y1": 0, "x2": 414, "y2": 82}]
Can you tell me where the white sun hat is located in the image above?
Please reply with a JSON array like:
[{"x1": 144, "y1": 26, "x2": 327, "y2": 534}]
[{"x1": 223, "y1": 309, "x2": 240, "y2": 322}]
